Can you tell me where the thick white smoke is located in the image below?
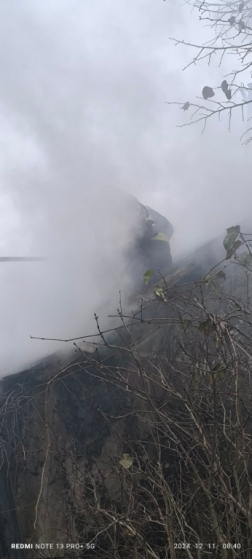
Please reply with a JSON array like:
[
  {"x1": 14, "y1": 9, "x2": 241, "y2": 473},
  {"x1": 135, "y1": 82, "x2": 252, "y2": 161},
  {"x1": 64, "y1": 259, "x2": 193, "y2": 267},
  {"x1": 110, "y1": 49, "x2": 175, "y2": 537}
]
[{"x1": 0, "y1": 0, "x2": 251, "y2": 375}]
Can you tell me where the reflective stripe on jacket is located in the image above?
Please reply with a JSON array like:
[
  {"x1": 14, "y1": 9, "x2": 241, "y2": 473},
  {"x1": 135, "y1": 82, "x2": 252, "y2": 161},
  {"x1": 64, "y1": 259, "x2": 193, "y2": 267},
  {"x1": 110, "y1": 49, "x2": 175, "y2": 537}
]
[{"x1": 151, "y1": 232, "x2": 170, "y2": 242}]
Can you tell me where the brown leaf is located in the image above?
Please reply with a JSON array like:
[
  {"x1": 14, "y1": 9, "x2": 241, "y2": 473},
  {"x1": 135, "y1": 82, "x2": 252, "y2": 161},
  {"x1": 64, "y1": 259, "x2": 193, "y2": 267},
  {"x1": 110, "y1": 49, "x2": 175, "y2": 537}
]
[
  {"x1": 119, "y1": 454, "x2": 134, "y2": 469},
  {"x1": 221, "y1": 80, "x2": 228, "y2": 92},
  {"x1": 202, "y1": 86, "x2": 215, "y2": 100},
  {"x1": 181, "y1": 101, "x2": 190, "y2": 111},
  {"x1": 228, "y1": 16, "x2": 236, "y2": 25},
  {"x1": 221, "y1": 80, "x2": 232, "y2": 100}
]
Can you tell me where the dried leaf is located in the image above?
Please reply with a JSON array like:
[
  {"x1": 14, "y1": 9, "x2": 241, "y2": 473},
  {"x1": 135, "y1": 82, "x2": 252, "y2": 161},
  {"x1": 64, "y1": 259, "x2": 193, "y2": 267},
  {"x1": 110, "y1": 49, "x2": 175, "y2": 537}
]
[
  {"x1": 221, "y1": 80, "x2": 229, "y2": 93},
  {"x1": 223, "y1": 225, "x2": 241, "y2": 258},
  {"x1": 181, "y1": 101, "x2": 190, "y2": 111},
  {"x1": 228, "y1": 16, "x2": 236, "y2": 25},
  {"x1": 215, "y1": 270, "x2": 226, "y2": 280},
  {"x1": 119, "y1": 454, "x2": 133, "y2": 469},
  {"x1": 202, "y1": 86, "x2": 215, "y2": 100},
  {"x1": 153, "y1": 286, "x2": 167, "y2": 302},
  {"x1": 239, "y1": 251, "x2": 252, "y2": 267},
  {"x1": 223, "y1": 225, "x2": 240, "y2": 250},
  {"x1": 221, "y1": 81, "x2": 232, "y2": 100}
]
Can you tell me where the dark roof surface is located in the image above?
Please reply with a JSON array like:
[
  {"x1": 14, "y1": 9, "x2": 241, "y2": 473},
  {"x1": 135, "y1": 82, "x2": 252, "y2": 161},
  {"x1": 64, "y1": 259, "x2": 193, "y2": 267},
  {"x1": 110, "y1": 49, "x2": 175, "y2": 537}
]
[{"x1": 0, "y1": 234, "x2": 225, "y2": 392}]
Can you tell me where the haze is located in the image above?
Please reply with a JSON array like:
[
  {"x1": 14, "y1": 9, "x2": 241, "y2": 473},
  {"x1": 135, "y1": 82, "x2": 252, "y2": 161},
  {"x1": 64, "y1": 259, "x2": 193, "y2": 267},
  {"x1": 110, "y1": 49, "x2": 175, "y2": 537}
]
[{"x1": 0, "y1": 0, "x2": 251, "y2": 375}]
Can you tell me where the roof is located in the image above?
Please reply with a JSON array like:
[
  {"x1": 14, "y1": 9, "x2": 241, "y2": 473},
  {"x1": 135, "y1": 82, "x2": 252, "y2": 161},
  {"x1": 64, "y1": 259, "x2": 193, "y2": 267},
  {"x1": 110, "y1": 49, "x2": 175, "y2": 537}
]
[{"x1": 0, "y1": 234, "x2": 226, "y2": 392}]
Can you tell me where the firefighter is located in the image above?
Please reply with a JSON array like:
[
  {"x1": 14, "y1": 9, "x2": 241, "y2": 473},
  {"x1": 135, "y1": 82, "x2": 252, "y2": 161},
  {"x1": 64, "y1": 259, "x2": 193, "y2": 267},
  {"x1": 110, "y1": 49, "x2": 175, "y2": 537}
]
[
  {"x1": 125, "y1": 197, "x2": 174, "y2": 291},
  {"x1": 97, "y1": 186, "x2": 174, "y2": 294}
]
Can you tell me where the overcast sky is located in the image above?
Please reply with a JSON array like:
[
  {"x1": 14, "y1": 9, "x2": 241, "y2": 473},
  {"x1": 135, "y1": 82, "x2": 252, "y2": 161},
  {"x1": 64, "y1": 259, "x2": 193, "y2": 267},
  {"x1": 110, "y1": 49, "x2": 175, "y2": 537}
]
[{"x1": 0, "y1": 0, "x2": 251, "y2": 375}]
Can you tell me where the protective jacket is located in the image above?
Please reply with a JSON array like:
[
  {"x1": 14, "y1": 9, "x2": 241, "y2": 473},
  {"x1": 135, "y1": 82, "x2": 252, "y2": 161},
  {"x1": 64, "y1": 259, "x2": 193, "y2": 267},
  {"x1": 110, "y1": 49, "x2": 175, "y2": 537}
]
[
  {"x1": 127, "y1": 198, "x2": 174, "y2": 290},
  {"x1": 137, "y1": 203, "x2": 173, "y2": 244}
]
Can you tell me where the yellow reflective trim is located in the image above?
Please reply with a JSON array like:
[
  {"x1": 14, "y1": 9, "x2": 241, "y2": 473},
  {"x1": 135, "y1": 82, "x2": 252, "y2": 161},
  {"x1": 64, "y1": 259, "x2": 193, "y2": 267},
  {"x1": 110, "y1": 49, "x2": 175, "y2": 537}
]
[{"x1": 151, "y1": 232, "x2": 170, "y2": 242}]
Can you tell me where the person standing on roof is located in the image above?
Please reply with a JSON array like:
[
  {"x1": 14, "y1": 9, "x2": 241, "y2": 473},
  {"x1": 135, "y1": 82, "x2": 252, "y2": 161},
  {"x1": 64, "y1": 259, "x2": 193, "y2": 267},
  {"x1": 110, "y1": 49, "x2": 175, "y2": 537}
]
[
  {"x1": 96, "y1": 186, "x2": 174, "y2": 295},
  {"x1": 127, "y1": 198, "x2": 173, "y2": 290}
]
